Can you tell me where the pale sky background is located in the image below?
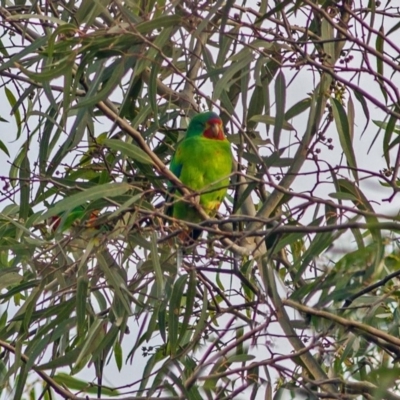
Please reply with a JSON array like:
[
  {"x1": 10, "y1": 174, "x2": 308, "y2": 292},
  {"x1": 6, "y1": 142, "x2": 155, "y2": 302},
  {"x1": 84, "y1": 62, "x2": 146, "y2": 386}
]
[{"x1": 0, "y1": 2, "x2": 399, "y2": 400}]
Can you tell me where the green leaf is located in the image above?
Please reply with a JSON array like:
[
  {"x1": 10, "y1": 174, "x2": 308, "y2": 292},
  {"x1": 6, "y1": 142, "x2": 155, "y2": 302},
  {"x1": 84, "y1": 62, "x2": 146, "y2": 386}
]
[
  {"x1": 47, "y1": 109, "x2": 90, "y2": 176},
  {"x1": 263, "y1": 154, "x2": 294, "y2": 168},
  {"x1": 104, "y1": 139, "x2": 153, "y2": 165},
  {"x1": 74, "y1": 56, "x2": 133, "y2": 109},
  {"x1": 150, "y1": 232, "x2": 165, "y2": 299},
  {"x1": 375, "y1": 25, "x2": 387, "y2": 103},
  {"x1": 21, "y1": 54, "x2": 76, "y2": 83},
  {"x1": 14, "y1": 364, "x2": 28, "y2": 400},
  {"x1": 226, "y1": 354, "x2": 255, "y2": 363},
  {"x1": 54, "y1": 373, "x2": 120, "y2": 396},
  {"x1": 329, "y1": 192, "x2": 358, "y2": 201},
  {"x1": 76, "y1": 277, "x2": 88, "y2": 339},
  {"x1": 97, "y1": 251, "x2": 132, "y2": 317},
  {"x1": 193, "y1": 287, "x2": 208, "y2": 341},
  {"x1": 336, "y1": 178, "x2": 383, "y2": 272},
  {"x1": 168, "y1": 275, "x2": 187, "y2": 356},
  {"x1": 139, "y1": 350, "x2": 165, "y2": 392},
  {"x1": 40, "y1": 183, "x2": 131, "y2": 222},
  {"x1": 217, "y1": 26, "x2": 239, "y2": 67},
  {"x1": 376, "y1": 26, "x2": 384, "y2": 77},
  {"x1": 330, "y1": 98, "x2": 358, "y2": 182},
  {"x1": 354, "y1": 89, "x2": 370, "y2": 136},
  {"x1": 387, "y1": 20, "x2": 400, "y2": 36},
  {"x1": 0, "y1": 36, "x2": 48, "y2": 73},
  {"x1": 0, "y1": 140, "x2": 9, "y2": 157},
  {"x1": 5, "y1": 87, "x2": 22, "y2": 140},
  {"x1": 213, "y1": 50, "x2": 252, "y2": 101},
  {"x1": 347, "y1": 94, "x2": 355, "y2": 143},
  {"x1": 321, "y1": 18, "x2": 335, "y2": 63},
  {"x1": 75, "y1": 0, "x2": 111, "y2": 26},
  {"x1": 179, "y1": 270, "x2": 196, "y2": 346},
  {"x1": 73, "y1": 318, "x2": 104, "y2": 372},
  {"x1": 250, "y1": 115, "x2": 294, "y2": 131},
  {"x1": 0, "y1": 270, "x2": 22, "y2": 290},
  {"x1": 114, "y1": 339, "x2": 123, "y2": 371},
  {"x1": 7, "y1": 13, "x2": 66, "y2": 25},
  {"x1": 135, "y1": 15, "x2": 182, "y2": 34},
  {"x1": 38, "y1": 346, "x2": 81, "y2": 371},
  {"x1": 90, "y1": 324, "x2": 120, "y2": 365},
  {"x1": 247, "y1": 85, "x2": 265, "y2": 131},
  {"x1": 19, "y1": 149, "x2": 30, "y2": 222},
  {"x1": 284, "y1": 98, "x2": 311, "y2": 121},
  {"x1": 383, "y1": 114, "x2": 397, "y2": 167},
  {"x1": 273, "y1": 70, "x2": 286, "y2": 149}
]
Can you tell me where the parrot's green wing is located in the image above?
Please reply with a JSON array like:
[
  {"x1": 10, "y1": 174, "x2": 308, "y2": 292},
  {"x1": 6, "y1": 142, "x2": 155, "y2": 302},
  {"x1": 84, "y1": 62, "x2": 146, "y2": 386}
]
[{"x1": 165, "y1": 145, "x2": 183, "y2": 217}]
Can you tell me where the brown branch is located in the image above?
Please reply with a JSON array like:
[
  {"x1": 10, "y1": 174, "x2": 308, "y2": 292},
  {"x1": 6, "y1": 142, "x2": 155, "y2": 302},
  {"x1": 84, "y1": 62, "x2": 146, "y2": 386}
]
[
  {"x1": 260, "y1": 259, "x2": 338, "y2": 395},
  {"x1": 284, "y1": 299, "x2": 400, "y2": 349},
  {"x1": 184, "y1": 318, "x2": 270, "y2": 390},
  {"x1": 196, "y1": 338, "x2": 322, "y2": 381},
  {"x1": 0, "y1": 339, "x2": 78, "y2": 399},
  {"x1": 0, "y1": 337, "x2": 182, "y2": 400}
]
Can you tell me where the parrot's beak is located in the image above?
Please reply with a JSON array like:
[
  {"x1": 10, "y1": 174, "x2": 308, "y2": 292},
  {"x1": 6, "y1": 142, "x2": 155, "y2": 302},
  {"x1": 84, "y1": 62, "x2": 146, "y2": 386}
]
[
  {"x1": 210, "y1": 123, "x2": 220, "y2": 138},
  {"x1": 208, "y1": 121, "x2": 223, "y2": 138}
]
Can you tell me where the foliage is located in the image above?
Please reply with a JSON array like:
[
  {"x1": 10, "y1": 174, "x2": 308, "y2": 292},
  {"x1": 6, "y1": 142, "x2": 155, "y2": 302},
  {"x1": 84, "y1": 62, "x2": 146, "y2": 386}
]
[{"x1": 0, "y1": 0, "x2": 400, "y2": 399}]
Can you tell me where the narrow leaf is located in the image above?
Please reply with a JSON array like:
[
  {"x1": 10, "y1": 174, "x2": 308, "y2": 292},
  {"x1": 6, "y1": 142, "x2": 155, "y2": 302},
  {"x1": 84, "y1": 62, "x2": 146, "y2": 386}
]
[
  {"x1": 40, "y1": 183, "x2": 131, "y2": 221},
  {"x1": 330, "y1": 98, "x2": 358, "y2": 182},
  {"x1": 168, "y1": 275, "x2": 187, "y2": 356},
  {"x1": 179, "y1": 270, "x2": 196, "y2": 346},
  {"x1": 284, "y1": 98, "x2": 311, "y2": 121},
  {"x1": 104, "y1": 139, "x2": 153, "y2": 165},
  {"x1": 76, "y1": 277, "x2": 88, "y2": 338},
  {"x1": 250, "y1": 115, "x2": 294, "y2": 131},
  {"x1": 273, "y1": 70, "x2": 286, "y2": 149},
  {"x1": 150, "y1": 232, "x2": 165, "y2": 299}
]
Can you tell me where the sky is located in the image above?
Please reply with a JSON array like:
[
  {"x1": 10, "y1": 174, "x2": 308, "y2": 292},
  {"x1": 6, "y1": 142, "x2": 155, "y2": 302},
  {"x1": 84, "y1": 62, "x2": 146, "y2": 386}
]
[{"x1": 0, "y1": 1, "x2": 400, "y2": 399}]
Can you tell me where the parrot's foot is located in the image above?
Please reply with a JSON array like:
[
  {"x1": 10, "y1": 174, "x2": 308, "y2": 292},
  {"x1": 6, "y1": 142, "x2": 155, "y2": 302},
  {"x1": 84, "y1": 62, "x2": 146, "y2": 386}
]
[{"x1": 206, "y1": 240, "x2": 215, "y2": 258}]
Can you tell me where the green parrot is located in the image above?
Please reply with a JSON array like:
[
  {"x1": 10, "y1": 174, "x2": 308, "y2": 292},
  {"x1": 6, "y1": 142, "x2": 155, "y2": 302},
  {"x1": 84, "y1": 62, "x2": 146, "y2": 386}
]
[{"x1": 166, "y1": 111, "x2": 233, "y2": 240}]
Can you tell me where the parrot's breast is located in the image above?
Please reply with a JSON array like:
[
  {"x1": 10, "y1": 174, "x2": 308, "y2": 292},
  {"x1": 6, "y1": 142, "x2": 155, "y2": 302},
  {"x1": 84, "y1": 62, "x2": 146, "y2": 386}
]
[
  {"x1": 179, "y1": 136, "x2": 232, "y2": 191},
  {"x1": 173, "y1": 135, "x2": 232, "y2": 222}
]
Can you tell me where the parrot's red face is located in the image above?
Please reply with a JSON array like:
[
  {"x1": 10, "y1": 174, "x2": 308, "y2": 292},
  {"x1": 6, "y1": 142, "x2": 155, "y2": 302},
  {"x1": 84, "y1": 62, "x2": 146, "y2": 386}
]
[{"x1": 203, "y1": 118, "x2": 225, "y2": 140}]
